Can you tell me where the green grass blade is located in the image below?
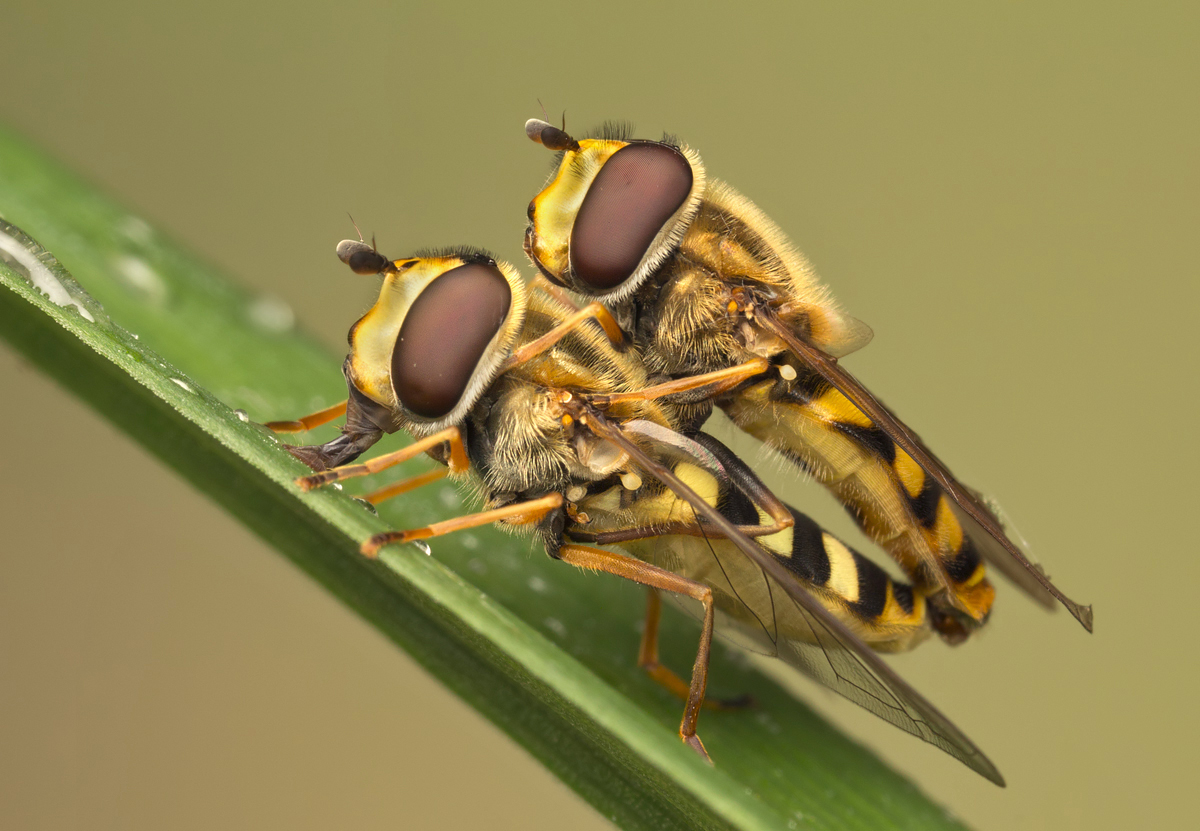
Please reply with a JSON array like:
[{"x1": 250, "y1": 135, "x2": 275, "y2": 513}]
[{"x1": 0, "y1": 125, "x2": 971, "y2": 831}]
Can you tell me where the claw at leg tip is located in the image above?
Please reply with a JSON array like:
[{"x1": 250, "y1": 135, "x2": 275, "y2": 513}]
[{"x1": 683, "y1": 734, "x2": 712, "y2": 765}]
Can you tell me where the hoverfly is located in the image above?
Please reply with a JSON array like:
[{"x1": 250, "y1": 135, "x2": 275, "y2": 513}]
[
  {"x1": 522, "y1": 118, "x2": 1093, "y2": 640},
  {"x1": 265, "y1": 239, "x2": 1005, "y2": 783}
]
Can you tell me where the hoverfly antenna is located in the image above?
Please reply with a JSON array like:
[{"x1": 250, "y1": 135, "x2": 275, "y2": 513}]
[
  {"x1": 336, "y1": 239, "x2": 391, "y2": 275},
  {"x1": 525, "y1": 118, "x2": 580, "y2": 152}
]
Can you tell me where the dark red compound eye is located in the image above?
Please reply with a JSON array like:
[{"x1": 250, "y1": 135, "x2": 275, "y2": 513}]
[
  {"x1": 570, "y1": 143, "x2": 693, "y2": 291},
  {"x1": 391, "y1": 263, "x2": 512, "y2": 419}
]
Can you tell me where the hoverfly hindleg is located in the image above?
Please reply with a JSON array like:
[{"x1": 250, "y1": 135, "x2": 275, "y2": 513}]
[
  {"x1": 557, "y1": 543, "x2": 718, "y2": 763},
  {"x1": 638, "y1": 588, "x2": 754, "y2": 712}
]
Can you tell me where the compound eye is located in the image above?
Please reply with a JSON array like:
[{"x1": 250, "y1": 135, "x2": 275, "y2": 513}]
[
  {"x1": 337, "y1": 239, "x2": 391, "y2": 275},
  {"x1": 391, "y1": 263, "x2": 512, "y2": 419},
  {"x1": 571, "y1": 143, "x2": 693, "y2": 291}
]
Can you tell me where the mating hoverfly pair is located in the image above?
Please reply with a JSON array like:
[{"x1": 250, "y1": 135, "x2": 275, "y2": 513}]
[{"x1": 266, "y1": 117, "x2": 1092, "y2": 785}]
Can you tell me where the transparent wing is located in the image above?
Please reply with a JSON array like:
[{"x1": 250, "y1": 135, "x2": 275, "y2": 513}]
[
  {"x1": 756, "y1": 308, "x2": 1092, "y2": 631},
  {"x1": 588, "y1": 413, "x2": 1006, "y2": 786},
  {"x1": 822, "y1": 311, "x2": 874, "y2": 359}
]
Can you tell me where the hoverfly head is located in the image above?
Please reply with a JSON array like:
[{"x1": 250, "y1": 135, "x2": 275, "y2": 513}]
[
  {"x1": 524, "y1": 118, "x2": 706, "y2": 302},
  {"x1": 344, "y1": 248, "x2": 528, "y2": 432}
]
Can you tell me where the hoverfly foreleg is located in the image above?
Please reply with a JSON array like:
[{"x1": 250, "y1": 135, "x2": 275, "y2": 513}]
[
  {"x1": 556, "y1": 543, "x2": 718, "y2": 763},
  {"x1": 568, "y1": 490, "x2": 791, "y2": 544},
  {"x1": 638, "y1": 588, "x2": 753, "y2": 712},
  {"x1": 528, "y1": 274, "x2": 582, "y2": 312},
  {"x1": 264, "y1": 399, "x2": 349, "y2": 433},
  {"x1": 296, "y1": 426, "x2": 468, "y2": 491},
  {"x1": 585, "y1": 358, "x2": 770, "y2": 408},
  {"x1": 363, "y1": 492, "x2": 565, "y2": 557},
  {"x1": 499, "y1": 301, "x2": 626, "y2": 370},
  {"x1": 362, "y1": 467, "x2": 449, "y2": 506}
]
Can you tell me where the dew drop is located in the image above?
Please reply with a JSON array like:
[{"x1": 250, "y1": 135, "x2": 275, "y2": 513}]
[
  {"x1": 0, "y1": 220, "x2": 99, "y2": 322},
  {"x1": 248, "y1": 294, "x2": 295, "y2": 333},
  {"x1": 460, "y1": 533, "x2": 480, "y2": 550},
  {"x1": 118, "y1": 216, "x2": 153, "y2": 245},
  {"x1": 352, "y1": 497, "x2": 378, "y2": 516},
  {"x1": 527, "y1": 575, "x2": 548, "y2": 594},
  {"x1": 233, "y1": 408, "x2": 250, "y2": 423},
  {"x1": 331, "y1": 482, "x2": 343, "y2": 491},
  {"x1": 115, "y1": 255, "x2": 168, "y2": 304},
  {"x1": 411, "y1": 540, "x2": 432, "y2": 556},
  {"x1": 439, "y1": 487, "x2": 461, "y2": 509},
  {"x1": 466, "y1": 558, "x2": 486, "y2": 574},
  {"x1": 543, "y1": 617, "x2": 567, "y2": 637},
  {"x1": 170, "y1": 378, "x2": 193, "y2": 392}
]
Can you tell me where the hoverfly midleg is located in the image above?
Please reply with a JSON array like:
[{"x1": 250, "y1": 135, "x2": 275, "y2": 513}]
[
  {"x1": 263, "y1": 237, "x2": 1005, "y2": 782},
  {"x1": 522, "y1": 117, "x2": 1092, "y2": 638}
]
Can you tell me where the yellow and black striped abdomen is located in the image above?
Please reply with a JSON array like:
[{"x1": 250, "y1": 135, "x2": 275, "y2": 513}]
[
  {"x1": 717, "y1": 469, "x2": 930, "y2": 653},
  {"x1": 578, "y1": 454, "x2": 932, "y2": 655},
  {"x1": 769, "y1": 509, "x2": 928, "y2": 652},
  {"x1": 721, "y1": 371, "x2": 995, "y2": 634}
]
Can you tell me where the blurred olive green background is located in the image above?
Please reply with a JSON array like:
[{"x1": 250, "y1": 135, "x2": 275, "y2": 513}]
[{"x1": 1, "y1": 2, "x2": 1195, "y2": 829}]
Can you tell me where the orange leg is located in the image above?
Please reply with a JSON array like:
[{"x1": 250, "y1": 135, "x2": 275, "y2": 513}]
[
  {"x1": 529, "y1": 274, "x2": 582, "y2": 312},
  {"x1": 557, "y1": 544, "x2": 717, "y2": 762},
  {"x1": 265, "y1": 400, "x2": 348, "y2": 433},
  {"x1": 362, "y1": 467, "x2": 449, "y2": 505},
  {"x1": 638, "y1": 588, "x2": 752, "y2": 712},
  {"x1": 362, "y1": 493, "x2": 565, "y2": 557},
  {"x1": 570, "y1": 509, "x2": 791, "y2": 545},
  {"x1": 296, "y1": 426, "x2": 468, "y2": 491},
  {"x1": 499, "y1": 302, "x2": 626, "y2": 371},
  {"x1": 586, "y1": 358, "x2": 771, "y2": 407}
]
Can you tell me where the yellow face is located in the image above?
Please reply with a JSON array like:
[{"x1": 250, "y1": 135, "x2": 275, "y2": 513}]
[{"x1": 525, "y1": 138, "x2": 627, "y2": 287}]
